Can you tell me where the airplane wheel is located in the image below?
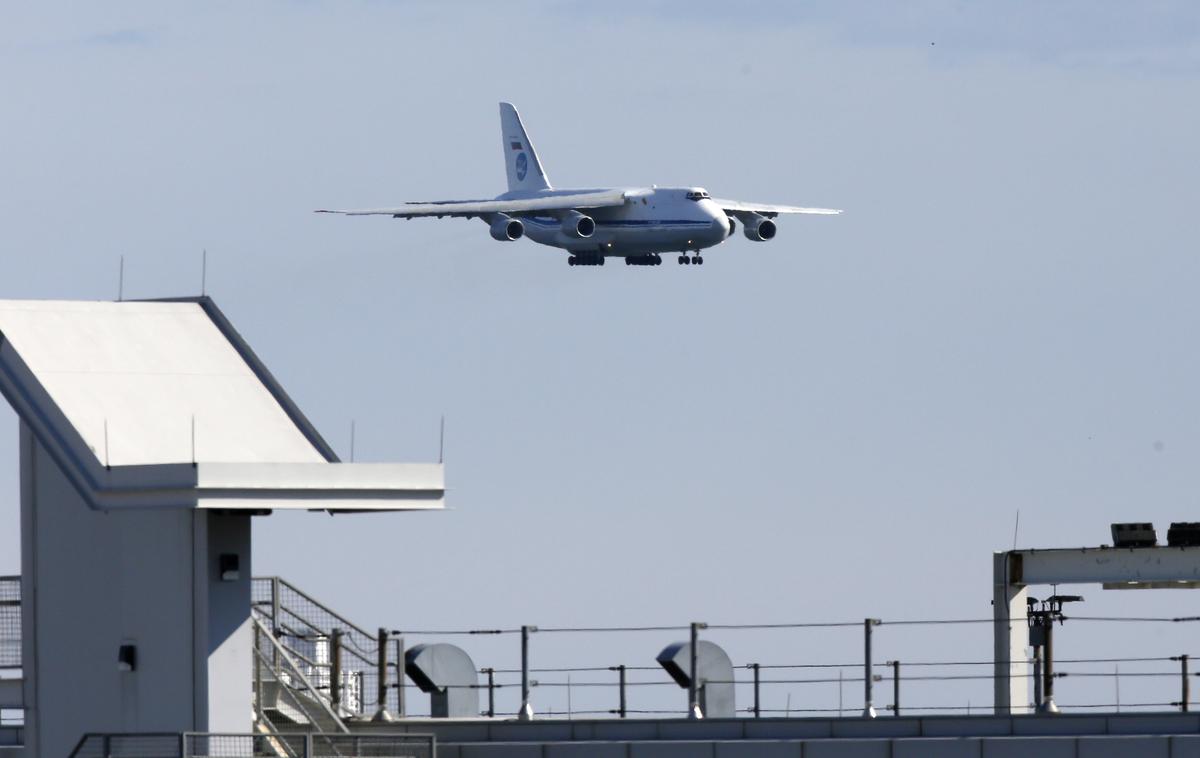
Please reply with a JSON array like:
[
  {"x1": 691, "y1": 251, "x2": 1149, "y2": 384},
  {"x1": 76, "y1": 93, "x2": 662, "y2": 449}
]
[
  {"x1": 598, "y1": 256, "x2": 605, "y2": 266},
  {"x1": 568, "y1": 257, "x2": 576, "y2": 266},
  {"x1": 696, "y1": 256, "x2": 704, "y2": 265},
  {"x1": 677, "y1": 256, "x2": 685, "y2": 265}
]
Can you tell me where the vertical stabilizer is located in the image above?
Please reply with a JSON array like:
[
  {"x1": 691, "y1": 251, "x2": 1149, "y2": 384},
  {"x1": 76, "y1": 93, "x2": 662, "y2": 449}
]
[{"x1": 500, "y1": 102, "x2": 551, "y2": 192}]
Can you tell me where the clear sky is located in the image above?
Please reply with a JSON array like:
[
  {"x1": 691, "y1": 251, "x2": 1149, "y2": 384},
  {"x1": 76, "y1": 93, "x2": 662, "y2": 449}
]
[{"x1": 2, "y1": 0, "x2": 1200, "y2": 717}]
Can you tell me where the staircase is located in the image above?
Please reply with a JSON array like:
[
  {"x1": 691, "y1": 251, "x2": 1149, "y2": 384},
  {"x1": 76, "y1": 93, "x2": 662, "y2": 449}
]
[{"x1": 252, "y1": 577, "x2": 400, "y2": 737}]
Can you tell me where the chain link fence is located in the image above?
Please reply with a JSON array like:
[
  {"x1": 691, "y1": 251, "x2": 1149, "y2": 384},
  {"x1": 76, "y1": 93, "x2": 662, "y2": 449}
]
[{"x1": 0, "y1": 577, "x2": 19, "y2": 669}]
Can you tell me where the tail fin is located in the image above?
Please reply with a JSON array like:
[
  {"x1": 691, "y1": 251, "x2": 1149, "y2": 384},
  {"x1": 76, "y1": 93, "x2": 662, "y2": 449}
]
[{"x1": 500, "y1": 102, "x2": 551, "y2": 192}]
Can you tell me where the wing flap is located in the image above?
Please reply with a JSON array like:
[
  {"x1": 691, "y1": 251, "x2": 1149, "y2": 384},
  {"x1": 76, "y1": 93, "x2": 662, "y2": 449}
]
[
  {"x1": 713, "y1": 198, "x2": 842, "y2": 217},
  {"x1": 317, "y1": 190, "x2": 627, "y2": 218}
]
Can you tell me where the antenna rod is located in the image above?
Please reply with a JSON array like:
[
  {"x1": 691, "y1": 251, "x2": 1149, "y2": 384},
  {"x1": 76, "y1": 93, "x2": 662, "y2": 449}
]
[
  {"x1": 118, "y1": 256, "x2": 125, "y2": 301},
  {"x1": 439, "y1": 415, "x2": 445, "y2": 463},
  {"x1": 201, "y1": 249, "x2": 207, "y2": 296},
  {"x1": 350, "y1": 420, "x2": 356, "y2": 463}
]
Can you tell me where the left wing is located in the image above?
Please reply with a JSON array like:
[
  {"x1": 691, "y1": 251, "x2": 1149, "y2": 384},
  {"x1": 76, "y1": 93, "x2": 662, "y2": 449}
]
[
  {"x1": 316, "y1": 189, "x2": 627, "y2": 219},
  {"x1": 712, "y1": 198, "x2": 842, "y2": 218}
]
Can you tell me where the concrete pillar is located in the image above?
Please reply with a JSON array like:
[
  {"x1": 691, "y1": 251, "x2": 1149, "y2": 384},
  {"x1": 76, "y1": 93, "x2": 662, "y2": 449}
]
[
  {"x1": 20, "y1": 424, "x2": 253, "y2": 757},
  {"x1": 993, "y1": 551, "x2": 1029, "y2": 715}
]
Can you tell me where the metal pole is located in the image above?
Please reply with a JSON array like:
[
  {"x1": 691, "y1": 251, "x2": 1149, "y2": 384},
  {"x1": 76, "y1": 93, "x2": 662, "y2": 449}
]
[
  {"x1": 484, "y1": 667, "x2": 496, "y2": 717},
  {"x1": 891, "y1": 661, "x2": 900, "y2": 717},
  {"x1": 752, "y1": 663, "x2": 761, "y2": 718},
  {"x1": 1032, "y1": 644, "x2": 1043, "y2": 709},
  {"x1": 1180, "y1": 654, "x2": 1190, "y2": 712},
  {"x1": 254, "y1": 625, "x2": 264, "y2": 723},
  {"x1": 688, "y1": 621, "x2": 703, "y2": 719},
  {"x1": 1040, "y1": 618, "x2": 1058, "y2": 714},
  {"x1": 373, "y1": 627, "x2": 393, "y2": 721},
  {"x1": 330, "y1": 628, "x2": 343, "y2": 712},
  {"x1": 862, "y1": 619, "x2": 878, "y2": 718},
  {"x1": 618, "y1": 665, "x2": 627, "y2": 719},
  {"x1": 396, "y1": 636, "x2": 406, "y2": 717},
  {"x1": 518, "y1": 625, "x2": 535, "y2": 720},
  {"x1": 270, "y1": 577, "x2": 282, "y2": 677}
]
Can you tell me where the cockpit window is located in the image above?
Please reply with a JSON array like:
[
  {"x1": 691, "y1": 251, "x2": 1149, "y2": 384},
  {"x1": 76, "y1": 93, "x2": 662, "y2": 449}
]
[{"x1": 686, "y1": 190, "x2": 710, "y2": 201}]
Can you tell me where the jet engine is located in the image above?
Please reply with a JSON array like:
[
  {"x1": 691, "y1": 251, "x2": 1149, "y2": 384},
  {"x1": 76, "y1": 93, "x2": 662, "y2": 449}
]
[
  {"x1": 561, "y1": 211, "x2": 596, "y2": 239},
  {"x1": 489, "y1": 215, "x2": 524, "y2": 241},
  {"x1": 742, "y1": 214, "x2": 777, "y2": 241}
]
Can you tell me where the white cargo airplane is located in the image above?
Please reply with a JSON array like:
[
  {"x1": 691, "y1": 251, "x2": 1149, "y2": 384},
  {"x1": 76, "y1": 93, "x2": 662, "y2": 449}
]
[{"x1": 317, "y1": 103, "x2": 840, "y2": 266}]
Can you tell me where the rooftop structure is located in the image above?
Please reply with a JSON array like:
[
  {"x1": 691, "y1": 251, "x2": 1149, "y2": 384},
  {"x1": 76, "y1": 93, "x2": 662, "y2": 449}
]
[{"x1": 0, "y1": 298, "x2": 444, "y2": 757}]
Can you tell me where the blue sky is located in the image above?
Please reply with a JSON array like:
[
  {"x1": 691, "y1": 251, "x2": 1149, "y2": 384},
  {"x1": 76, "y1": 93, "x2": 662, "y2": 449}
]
[{"x1": 2, "y1": 0, "x2": 1200, "y2": 716}]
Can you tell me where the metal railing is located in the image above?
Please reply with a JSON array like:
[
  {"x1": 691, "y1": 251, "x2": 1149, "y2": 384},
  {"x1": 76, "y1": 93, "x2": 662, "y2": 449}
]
[
  {"x1": 68, "y1": 732, "x2": 435, "y2": 758},
  {"x1": 0, "y1": 577, "x2": 19, "y2": 670},
  {"x1": 253, "y1": 616, "x2": 350, "y2": 734},
  {"x1": 252, "y1": 577, "x2": 403, "y2": 721}
]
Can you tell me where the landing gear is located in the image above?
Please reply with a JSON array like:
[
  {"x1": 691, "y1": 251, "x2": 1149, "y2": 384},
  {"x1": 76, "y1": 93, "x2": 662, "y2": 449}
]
[
  {"x1": 677, "y1": 254, "x2": 704, "y2": 265},
  {"x1": 625, "y1": 254, "x2": 661, "y2": 266},
  {"x1": 569, "y1": 253, "x2": 605, "y2": 266}
]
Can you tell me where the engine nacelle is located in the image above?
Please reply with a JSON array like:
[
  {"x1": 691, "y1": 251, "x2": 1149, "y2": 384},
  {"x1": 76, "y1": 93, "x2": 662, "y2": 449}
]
[
  {"x1": 489, "y1": 215, "x2": 524, "y2": 241},
  {"x1": 742, "y1": 214, "x2": 776, "y2": 241},
  {"x1": 561, "y1": 211, "x2": 596, "y2": 239}
]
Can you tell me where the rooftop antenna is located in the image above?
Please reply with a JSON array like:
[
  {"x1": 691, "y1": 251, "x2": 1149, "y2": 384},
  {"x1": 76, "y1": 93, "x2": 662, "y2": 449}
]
[
  {"x1": 117, "y1": 256, "x2": 125, "y2": 301},
  {"x1": 350, "y1": 420, "x2": 356, "y2": 463},
  {"x1": 1012, "y1": 509, "x2": 1021, "y2": 550},
  {"x1": 439, "y1": 415, "x2": 445, "y2": 464},
  {"x1": 201, "y1": 249, "x2": 208, "y2": 296}
]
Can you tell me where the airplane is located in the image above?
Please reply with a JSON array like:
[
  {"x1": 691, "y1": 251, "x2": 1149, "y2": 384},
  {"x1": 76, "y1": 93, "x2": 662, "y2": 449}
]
[{"x1": 316, "y1": 103, "x2": 841, "y2": 267}]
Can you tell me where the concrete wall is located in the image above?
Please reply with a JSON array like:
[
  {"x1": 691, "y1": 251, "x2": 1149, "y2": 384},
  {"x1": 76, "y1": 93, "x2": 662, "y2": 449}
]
[
  {"x1": 429, "y1": 735, "x2": 1200, "y2": 758},
  {"x1": 20, "y1": 426, "x2": 252, "y2": 758},
  {"x1": 359, "y1": 712, "x2": 1200, "y2": 744}
]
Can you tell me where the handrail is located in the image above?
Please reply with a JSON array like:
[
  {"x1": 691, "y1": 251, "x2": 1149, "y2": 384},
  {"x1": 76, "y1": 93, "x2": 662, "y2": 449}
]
[
  {"x1": 253, "y1": 616, "x2": 350, "y2": 733},
  {"x1": 256, "y1": 577, "x2": 375, "y2": 642}
]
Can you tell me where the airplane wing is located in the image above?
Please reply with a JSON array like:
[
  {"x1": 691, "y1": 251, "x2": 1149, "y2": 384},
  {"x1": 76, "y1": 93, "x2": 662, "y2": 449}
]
[
  {"x1": 712, "y1": 198, "x2": 842, "y2": 217},
  {"x1": 316, "y1": 189, "x2": 628, "y2": 218}
]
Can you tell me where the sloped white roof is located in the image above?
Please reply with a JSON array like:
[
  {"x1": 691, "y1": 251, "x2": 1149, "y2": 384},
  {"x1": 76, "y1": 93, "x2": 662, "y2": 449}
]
[
  {"x1": 0, "y1": 298, "x2": 443, "y2": 512},
  {"x1": 0, "y1": 300, "x2": 324, "y2": 466}
]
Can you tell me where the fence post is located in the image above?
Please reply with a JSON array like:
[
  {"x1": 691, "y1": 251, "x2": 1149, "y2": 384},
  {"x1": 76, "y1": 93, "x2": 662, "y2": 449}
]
[
  {"x1": 373, "y1": 627, "x2": 392, "y2": 721},
  {"x1": 615, "y1": 665, "x2": 628, "y2": 718},
  {"x1": 103, "y1": 735, "x2": 112, "y2": 758},
  {"x1": 271, "y1": 576, "x2": 282, "y2": 676},
  {"x1": 863, "y1": 619, "x2": 879, "y2": 718},
  {"x1": 331, "y1": 628, "x2": 343, "y2": 712},
  {"x1": 483, "y1": 667, "x2": 496, "y2": 717},
  {"x1": 304, "y1": 733, "x2": 313, "y2": 758},
  {"x1": 1175, "y1": 654, "x2": 1191, "y2": 712},
  {"x1": 750, "y1": 663, "x2": 761, "y2": 718},
  {"x1": 396, "y1": 636, "x2": 406, "y2": 717},
  {"x1": 891, "y1": 661, "x2": 900, "y2": 716},
  {"x1": 688, "y1": 621, "x2": 705, "y2": 719},
  {"x1": 254, "y1": 624, "x2": 264, "y2": 723},
  {"x1": 519, "y1": 625, "x2": 536, "y2": 720},
  {"x1": 179, "y1": 733, "x2": 187, "y2": 758}
]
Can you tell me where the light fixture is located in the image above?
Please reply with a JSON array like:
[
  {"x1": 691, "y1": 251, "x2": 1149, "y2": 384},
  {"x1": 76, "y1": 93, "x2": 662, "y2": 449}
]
[
  {"x1": 118, "y1": 644, "x2": 137, "y2": 672},
  {"x1": 219, "y1": 553, "x2": 240, "y2": 582}
]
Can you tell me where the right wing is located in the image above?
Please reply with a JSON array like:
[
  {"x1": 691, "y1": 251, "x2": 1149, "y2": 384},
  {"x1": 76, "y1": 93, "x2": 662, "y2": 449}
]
[
  {"x1": 316, "y1": 189, "x2": 627, "y2": 218},
  {"x1": 712, "y1": 198, "x2": 842, "y2": 217}
]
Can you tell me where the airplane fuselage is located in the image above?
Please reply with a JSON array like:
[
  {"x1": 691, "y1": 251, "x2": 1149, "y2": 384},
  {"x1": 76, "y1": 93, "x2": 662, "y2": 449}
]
[{"x1": 496, "y1": 187, "x2": 732, "y2": 256}]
